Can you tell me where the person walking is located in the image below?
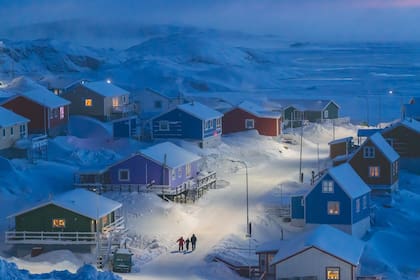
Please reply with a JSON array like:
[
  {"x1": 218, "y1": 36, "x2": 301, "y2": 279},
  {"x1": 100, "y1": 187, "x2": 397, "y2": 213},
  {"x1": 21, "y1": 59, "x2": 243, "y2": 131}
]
[
  {"x1": 185, "y1": 238, "x2": 190, "y2": 251},
  {"x1": 176, "y1": 236, "x2": 185, "y2": 252},
  {"x1": 190, "y1": 234, "x2": 197, "y2": 251}
]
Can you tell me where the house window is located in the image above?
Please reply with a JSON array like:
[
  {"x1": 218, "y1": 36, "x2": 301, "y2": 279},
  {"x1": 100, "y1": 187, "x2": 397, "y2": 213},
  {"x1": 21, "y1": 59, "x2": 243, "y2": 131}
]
[
  {"x1": 205, "y1": 120, "x2": 213, "y2": 130},
  {"x1": 324, "y1": 110, "x2": 329, "y2": 119},
  {"x1": 112, "y1": 97, "x2": 119, "y2": 107},
  {"x1": 118, "y1": 169, "x2": 130, "y2": 181},
  {"x1": 216, "y1": 118, "x2": 221, "y2": 128},
  {"x1": 356, "y1": 198, "x2": 360, "y2": 213},
  {"x1": 328, "y1": 201, "x2": 340, "y2": 215},
  {"x1": 102, "y1": 215, "x2": 108, "y2": 225},
  {"x1": 20, "y1": 125, "x2": 26, "y2": 138},
  {"x1": 10, "y1": 127, "x2": 13, "y2": 136},
  {"x1": 363, "y1": 146, "x2": 375, "y2": 158},
  {"x1": 172, "y1": 170, "x2": 176, "y2": 181},
  {"x1": 159, "y1": 120, "x2": 169, "y2": 131},
  {"x1": 59, "y1": 106, "x2": 65, "y2": 119},
  {"x1": 85, "y1": 98, "x2": 93, "y2": 107},
  {"x1": 301, "y1": 198, "x2": 305, "y2": 206},
  {"x1": 52, "y1": 218, "x2": 66, "y2": 228},
  {"x1": 363, "y1": 195, "x2": 367, "y2": 209},
  {"x1": 369, "y1": 166, "x2": 380, "y2": 177},
  {"x1": 326, "y1": 267, "x2": 340, "y2": 280},
  {"x1": 2, "y1": 128, "x2": 5, "y2": 137},
  {"x1": 178, "y1": 167, "x2": 182, "y2": 178},
  {"x1": 392, "y1": 161, "x2": 398, "y2": 176},
  {"x1": 322, "y1": 180, "x2": 334, "y2": 193},
  {"x1": 245, "y1": 119, "x2": 255, "y2": 129},
  {"x1": 154, "y1": 101, "x2": 162, "y2": 109},
  {"x1": 186, "y1": 163, "x2": 191, "y2": 177}
]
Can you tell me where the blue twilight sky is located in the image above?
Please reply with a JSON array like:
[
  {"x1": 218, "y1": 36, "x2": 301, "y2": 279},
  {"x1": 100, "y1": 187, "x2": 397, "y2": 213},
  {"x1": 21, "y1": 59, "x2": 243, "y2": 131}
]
[{"x1": 0, "y1": 0, "x2": 420, "y2": 41}]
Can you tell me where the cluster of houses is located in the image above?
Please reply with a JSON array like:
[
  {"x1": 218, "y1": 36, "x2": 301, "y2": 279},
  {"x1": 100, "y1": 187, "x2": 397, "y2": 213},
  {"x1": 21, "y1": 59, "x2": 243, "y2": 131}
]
[
  {"x1": 255, "y1": 116, "x2": 420, "y2": 279},
  {"x1": 2, "y1": 75, "x2": 419, "y2": 277}
]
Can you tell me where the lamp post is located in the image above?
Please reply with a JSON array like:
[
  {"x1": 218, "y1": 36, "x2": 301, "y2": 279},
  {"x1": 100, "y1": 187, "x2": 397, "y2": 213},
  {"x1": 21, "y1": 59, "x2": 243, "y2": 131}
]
[{"x1": 227, "y1": 159, "x2": 251, "y2": 278}]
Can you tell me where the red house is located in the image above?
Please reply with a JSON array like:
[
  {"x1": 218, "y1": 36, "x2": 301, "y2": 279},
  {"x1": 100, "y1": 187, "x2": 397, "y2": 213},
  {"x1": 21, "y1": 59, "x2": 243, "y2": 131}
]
[
  {"x1": 223, "y1": 101, "x2": 281, "y2": 136},
  {"x1": 1, "y1": 77, "x2": 70, "y2": 137}
]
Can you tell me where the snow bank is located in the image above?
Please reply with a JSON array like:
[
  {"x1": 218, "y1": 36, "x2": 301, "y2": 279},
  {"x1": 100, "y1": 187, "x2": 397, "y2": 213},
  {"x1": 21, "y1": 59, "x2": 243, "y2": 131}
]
[{"x1": 0, "y1": 258, "x2": 121, "y2": 280}]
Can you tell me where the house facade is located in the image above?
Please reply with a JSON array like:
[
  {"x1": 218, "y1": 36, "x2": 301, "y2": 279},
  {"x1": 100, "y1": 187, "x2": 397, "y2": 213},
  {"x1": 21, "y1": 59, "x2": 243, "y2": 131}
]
[
  {"x1": 62, "y1": 80, "x2": 135, "y2": 121},
  {"x1": 349, "y1": 132, "x2": 400, "y2": 193},
  {"x1": 2, "y1": 89, "x2": 70, "y2": 137},
  {"x1": 0, "y1": 107, "x2": 29, "y2": 150},
  {"x1": 152, "y1": 102, "x2": 223, "y2": 147},
  {"x1": 222, "y1": 101, "x2": 281, "y2": 136},
  {"x1": 260, "y1": 225, "x2": 365, "y2": 280},
  {"x1": 137, "y1": 88, "x2": 186, "y2": 116},
  {"x1": 303, "y1": 163, "x2": 371, "y2": 238},
  {"x1": 329, "y1": 136, "x2": 355, "y2": 166},
  {"x1": 6, "y1": 189, "x2": 124, "y2": 246},
  {"x1": 401, "y1": 97, "x2": 420, "y2": 121}
]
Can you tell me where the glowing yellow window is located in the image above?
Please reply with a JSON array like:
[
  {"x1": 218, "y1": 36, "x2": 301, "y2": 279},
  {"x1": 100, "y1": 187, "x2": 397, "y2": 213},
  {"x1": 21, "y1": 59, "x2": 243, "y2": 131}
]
[
  {"x1": 327, "y1": 267, "x2": 340, "y2": 279},
  {"x1": 85, "y1": 99, "x2": 92, "y2": 107},
  {"x1": 52, "y1": 218, "x2": 66, "y2": 228},
  {"x1": 112, "y1": 97, "x2": 119, "y2": 107}
]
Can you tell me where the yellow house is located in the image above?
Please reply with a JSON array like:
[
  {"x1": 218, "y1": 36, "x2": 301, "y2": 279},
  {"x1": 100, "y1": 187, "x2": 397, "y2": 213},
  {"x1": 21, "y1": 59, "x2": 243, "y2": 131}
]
[{"x1": 0, "y1": 107, "x2": 29, "y2": 150}]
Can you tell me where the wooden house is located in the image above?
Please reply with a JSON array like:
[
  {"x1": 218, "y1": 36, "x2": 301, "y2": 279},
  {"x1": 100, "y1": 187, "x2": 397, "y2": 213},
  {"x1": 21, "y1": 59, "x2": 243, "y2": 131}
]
[
  {"x1": 74, "y1": 142, "x2": 216, "y2": 202},
  {"x1": 152, "y1": 102, "x2": 223, "y2": 148},
  {"x1": 1, "y1": 78, "x2": 70, "y2": 137},
  {"x1": 0, "y1": 107, "x2": 29, "y2": 150},
  {"x1": 329, "y1": 136, "x2": 355, "y2": 166},
  {"x1": 349, "y1": 132, "x2": 400, "y2": 193},
  {"x1": 137, "y1": 88, "x2": 186, "y2": 117},
  {"x1": 62, "y1": 80, "x2": 136, "y2": 121},
  {"x1": 222, "y1": 101, "x2": 281, "y2": 136},
  {"x1": 294, "y1": 163, "x2": 371, "y2": 238},
  {"x1": 6, "y1": 189, "x2": 124, "y2": 246},
  {"x1": 260, "y1": 225, "x2": 365, "y2": 280}
]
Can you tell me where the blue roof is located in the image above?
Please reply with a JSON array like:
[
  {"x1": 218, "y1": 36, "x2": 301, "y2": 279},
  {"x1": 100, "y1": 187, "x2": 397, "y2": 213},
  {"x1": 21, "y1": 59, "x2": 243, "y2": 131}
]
[
  {"x1": 271, "y1": 225, "x2": 365, "y2": 266},
  {"x1": 177, "y1": 102, "x2": 223, "y2": 120},
  {"x1": 357, "y1": 128, "x2": 381, "y2": 137}
]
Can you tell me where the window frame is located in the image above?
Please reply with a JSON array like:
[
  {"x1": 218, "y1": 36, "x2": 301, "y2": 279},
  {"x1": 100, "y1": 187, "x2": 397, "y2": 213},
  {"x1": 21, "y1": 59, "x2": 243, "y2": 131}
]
[
  {"x1": 186, "y1": 163, "x2": 191, "y2": 177},
  {"x1": 326, "y1": 266, "x2": 340, "y2": 280},
  {"x1": 245, "y1": 119, "x2": 255, "y2": 129},
  {"x1": 59, "y1": 106, "x2": 65, "y2": 120},
  {"x1": 52, "y1": 218, "x2": 66, "y2": 228},
  {"x1": 363, "y1": 146, "x2": 375, "y2": 158},
  {"x1": 356, "y1": 198, "x2": 360, "y2": 213},
  {"x1": 118, "y1": 169, "x2": 130, "y2": 182},
  {"x1": 159, "y1": 120, "x2": 170, "y2": 131},
  {"x1": 362, "y1": 195, "x2": 367, "y2": 209},
  {"x1": 216, "y1": 118, "x2": 222, "y2": 128},
  {"x1": 368, "y1": 166, "x2": 380, "y2": 178},
  {"x1": 323, "y1": 110, "x2": 329, "y2": 119},
  {"x1": 322, "y1": 180, "x2": 334, "y2": 193},
  {"x1": 85, "y1": 98, "x2": 93, "y2": 107},
  {"x1": 327, "y1": 201, "x2": 340, "y2": 215}
]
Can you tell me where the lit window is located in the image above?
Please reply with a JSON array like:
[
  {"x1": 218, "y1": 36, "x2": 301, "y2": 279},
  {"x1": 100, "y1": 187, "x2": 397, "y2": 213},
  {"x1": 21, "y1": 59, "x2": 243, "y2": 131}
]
[
  {"x1": 363, "y1": 146, "x2": 375, "y2": 158},
  {"x1": 363, "y1": 195, "x2": 367, "y2": 209},
  {"x1": 327, "y1": 267, "x2": 340, "y2": 280},
  {"x1": 322, "y1": 180, "x2": 334, "y2": 193},
  {"x1": 159, "y1": 120, "x2": 169, "y2": 131},
  {"x1": 118, "y1": 169, "x2": 130, "y2": 181},
  {"x1": 369, "y1": 166, "x2": 380, "y2": 177},
  {"x1": 52, "y1": 218, "x2": 66, "y2": 228},
  {"x1": 59, "y1": 106, "x2": 65, "y2": 119},
  {"x1": 216, "y1": 118, "x2": 222, "y2": 128},
  {"x1": 85, "y1": 99, "x2": 93, "y2": 107},
  {"x1": 324, "y1": 110, "x2": 329, "y2": 118},
  {"x1": 112, "y1": 97, "x2": 119, "y2": 107},
  {"x1": 245, "y1": 119, "x2": 255, "y2": 129},
  {"x1": 186, "y1": 163, "x2": 191, "y2": 177},
  {"x1": 356, "y1": 198, "x2": 360, "y2": 213},
  {"x1": 328, "y1": 201, "x2": 340, "y2": 215}
]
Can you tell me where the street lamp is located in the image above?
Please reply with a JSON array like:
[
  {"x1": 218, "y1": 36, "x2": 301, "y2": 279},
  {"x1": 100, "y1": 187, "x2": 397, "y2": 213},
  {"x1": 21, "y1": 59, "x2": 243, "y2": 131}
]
[{"x1": 227, "y1": 159, "x2": 251, "y2": 278}]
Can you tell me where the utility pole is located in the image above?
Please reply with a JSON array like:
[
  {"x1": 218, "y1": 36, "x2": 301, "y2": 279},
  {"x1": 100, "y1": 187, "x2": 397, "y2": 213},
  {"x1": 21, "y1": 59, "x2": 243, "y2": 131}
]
[{"x1": 299, "y1": 120, "x2": 303, "y2": 183}]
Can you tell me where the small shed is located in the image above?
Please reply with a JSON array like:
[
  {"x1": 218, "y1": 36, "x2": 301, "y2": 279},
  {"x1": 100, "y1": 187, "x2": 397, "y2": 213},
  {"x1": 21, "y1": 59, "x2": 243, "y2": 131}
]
[
  {"x1": 222, "y1": 101, "x2": 282, "y2": 136},
  {"x1": 6, "y1": 189, "x2": 123, "y2": 245},
  {"x1": 270, "y1": 225, "x2": 365, "y2": 280},
  {"x1": 349, "y1": 132, "x2": 400, "y2": 193},
  {"x1": 152, "y1": 101, "x2": 223, "y2": 148},
  {"x1": 328, "y1": 136, "x2": 354, "y2": 163}
]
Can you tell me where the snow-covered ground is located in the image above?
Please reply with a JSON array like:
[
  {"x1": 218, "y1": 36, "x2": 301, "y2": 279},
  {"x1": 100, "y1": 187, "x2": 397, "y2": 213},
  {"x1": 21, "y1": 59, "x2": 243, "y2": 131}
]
[{"x1": 1, "y1": 117, "x2": 419, "y2": 279}]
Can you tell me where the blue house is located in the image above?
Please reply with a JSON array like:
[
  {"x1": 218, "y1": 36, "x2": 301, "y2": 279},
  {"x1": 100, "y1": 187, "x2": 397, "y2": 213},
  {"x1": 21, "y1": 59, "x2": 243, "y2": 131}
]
[
  {"x1": 151, "y1": 102, "x2": 223, "y2": 148},
  {"x1": 292, "y1": 163, "x2": 371, "y2": 238}
]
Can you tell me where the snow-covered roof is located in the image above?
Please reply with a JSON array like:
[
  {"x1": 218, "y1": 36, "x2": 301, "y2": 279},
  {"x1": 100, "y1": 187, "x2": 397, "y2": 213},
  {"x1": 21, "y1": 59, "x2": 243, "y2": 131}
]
[
  {"x1": 145, "y1": 87, "x2": 183, "y2": 100},
  {"x1": 271, "y1": 99, "x2": 340, "y2": 111},
  {"x1": 177, "y1": 101, "x2": 223, "y2": 120},
  {"x1": 20, "y1": 88, "x2": 71, "y2": 108},
  {"x1": 328, "y1": 136, "x2": 353, "y2": 145},
  {"x1": 271, "y1": 225, "x2": 365, "y2": 266},
  {"x1": 256, "y1": 239, "x2": 284, "y2": 253},
  {"x1": 235, "y1": 101, "x2": 281, "y2": 118},
  {"x1": 357, "y1": 128, "x2": 382, "y2": 138},
  {"x1": 382, "y1": 119, "x2": 420, "y2": 134},
  {"x1": 369, "y1": 132, "x2": 399, "y2": 162},
  {"x1": 9, "y1": 189, "x2": 122, "y2": 220},
  {"x1": 0, "y1": 106, "x2": 29, "y2": 127},
  {"x1": 83, "y1": 81, "x2": 129, "y2": 97},
  {"x1": 140, "y1": 142, "x2": 201, "y2": 169},
  {"x1": 327, "y1": 163, "x2": 371, "y2": 198}
]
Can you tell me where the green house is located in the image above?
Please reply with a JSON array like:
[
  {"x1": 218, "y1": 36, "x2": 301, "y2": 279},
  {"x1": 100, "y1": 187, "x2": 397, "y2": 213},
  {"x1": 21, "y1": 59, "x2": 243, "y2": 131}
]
[{"x1": 6, "y1": 189, "x2": 123, "y2": 245}]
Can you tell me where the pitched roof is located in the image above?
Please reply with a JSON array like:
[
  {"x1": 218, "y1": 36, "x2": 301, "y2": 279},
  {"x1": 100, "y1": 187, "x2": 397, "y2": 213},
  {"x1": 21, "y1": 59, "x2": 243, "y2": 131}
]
[
  {"x1": 369, "y1": 132, "x2": 399, "y2": 162},
  {"x1": 328, "y1": 136, "x2": 353, "y2": 145},
  {"x1": 271, "y1": 225, "x2": 365, "y2": 266},
  {"x1": 382, "y1": 119, "x2": 420, "y2": 134},
  {"x1": 327, "y1": 163, "x2": 371, "y2": 198},
  {"x1": 235, "y1": 101, "x2": 281, "y2": 118},
  {"x1": 0, "y1": 107, "x2": 29, "y2": 127},
  {"x1": 271, "y1": 99, "x2": 340, "y2": 111},
  {"x1": 177, "y1": 101, "x2": 223, "y2": 120},
  {"x1": 9, "y1": 189, "x2": 122, "y2": 220},
  {"x1": 357, "y1": 128, "x2": 382, "y2": 138},
  {"x1": 140, "y1": 142, "x2": 201, "y2": 169},
  {"x1": 145, "y1": 88, "x2": 184, "y2": 100},
  {"x1": 20, "y1": 88, "x2": 71, "y2": 108},
  {"x1": 83, "y1": 81, "x2": 129, "y2": 97}
]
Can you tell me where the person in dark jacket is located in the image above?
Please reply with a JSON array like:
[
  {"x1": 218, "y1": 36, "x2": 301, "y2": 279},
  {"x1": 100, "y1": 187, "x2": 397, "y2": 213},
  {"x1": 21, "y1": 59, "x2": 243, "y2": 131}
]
[
  {"x1": 176, "y1": 236, "x2": 185, "y2": 252},
  {"x1": 185, "y1": 238, "x2": 190, "y2": 251},
  {"x1": 190, "y1": 234, "x2": 197, "y2": 251}
]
